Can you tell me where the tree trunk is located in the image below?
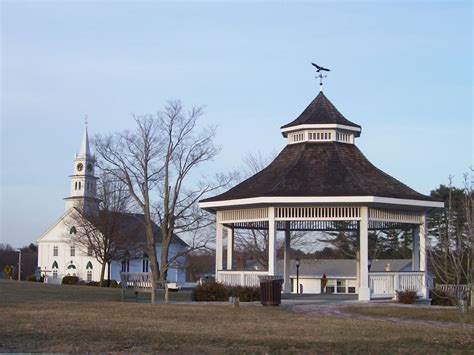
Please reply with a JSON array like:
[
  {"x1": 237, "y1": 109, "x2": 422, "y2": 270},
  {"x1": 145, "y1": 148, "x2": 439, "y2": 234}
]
[
  {"x1": 100, "y1": 261, "x2": 106, "y2": 286},
  {"x1": 159, "y1": 224, "x2": 172, "y2": 282},
  {"x1": 144, "y1": 212, "x2": 160, "y2": 304}
]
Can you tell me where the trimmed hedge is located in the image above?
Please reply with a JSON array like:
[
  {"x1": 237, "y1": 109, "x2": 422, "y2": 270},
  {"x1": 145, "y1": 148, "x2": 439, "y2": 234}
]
[
  {"x1": 396, "y1": 289, "x2": 417, "y2": 304},
  {"x1": 62, "y1": 276, "x2": 80, "y2": 285},
  {"x1": 192, "y1": 281, "x2": 260, "y2": 302}
]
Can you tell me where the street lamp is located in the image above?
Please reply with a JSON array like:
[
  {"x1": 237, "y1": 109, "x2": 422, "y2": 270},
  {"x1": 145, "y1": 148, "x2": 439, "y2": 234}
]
[
  {"x1": 17, "y1": 249, "x2": 22, "y2": 281},
  {"x1": 295, "y1": 258, "x2": 300, "y2": 294}
]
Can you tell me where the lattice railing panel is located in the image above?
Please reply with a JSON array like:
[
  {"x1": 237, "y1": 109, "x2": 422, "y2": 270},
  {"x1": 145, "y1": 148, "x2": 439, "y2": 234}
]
[
  {"x1": 218, "y1": 208, "x2": 269, "y2": 223},
  {"x1": 275, "y1": 207, "x2": 360, "y2": 221},
  {"x1": 369, "y1": 208, "x2": 423, "y2": 224}
]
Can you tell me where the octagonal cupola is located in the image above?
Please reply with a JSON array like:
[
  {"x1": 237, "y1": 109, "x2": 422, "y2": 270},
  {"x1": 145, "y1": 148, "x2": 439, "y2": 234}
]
[{"x1": 280, "y1": 91, "x2": 361, "y2": 145}]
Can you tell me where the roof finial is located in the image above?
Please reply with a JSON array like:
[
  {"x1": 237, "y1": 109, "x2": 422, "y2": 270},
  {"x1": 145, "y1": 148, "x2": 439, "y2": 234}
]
[
  {"x1": 311, "y1": 62, "x2": 331, "y2": 92},
  {"x1": 84, "y1": 114, "x2": 88, "y2": 127}
]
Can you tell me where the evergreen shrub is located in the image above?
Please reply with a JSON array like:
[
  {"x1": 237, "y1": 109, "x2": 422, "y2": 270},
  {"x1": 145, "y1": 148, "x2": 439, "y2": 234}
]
[
  {"x1": 192, "y1": 281, "x2": 260, "y2": 302},
  {"x1": 61, "y1": 276, "x2": 80, "y2": 285}
]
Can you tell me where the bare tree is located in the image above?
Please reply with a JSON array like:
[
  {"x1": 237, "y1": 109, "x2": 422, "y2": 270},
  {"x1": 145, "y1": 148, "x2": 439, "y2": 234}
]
[
  {"x1": 154, "y1": 101, "x2": 230, "y2": 281},
  {"x1": 94, "y1": 101, "x2": 230, "y2": 303},
  {"x1": 94, "y1": 116, "x2": 163, "y2": 302},
  {"x1": 429, "y1": 170, "x2": 473, "y2": 308},
  {"x1": 66, "y1": 172, "x2": 132, "y2": 284}
]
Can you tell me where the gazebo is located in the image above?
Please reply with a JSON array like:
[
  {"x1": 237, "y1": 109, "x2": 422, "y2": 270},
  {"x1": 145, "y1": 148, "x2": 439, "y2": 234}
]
[{"x1": 199, "y1": 89, "x2": 443, "y2": 301}]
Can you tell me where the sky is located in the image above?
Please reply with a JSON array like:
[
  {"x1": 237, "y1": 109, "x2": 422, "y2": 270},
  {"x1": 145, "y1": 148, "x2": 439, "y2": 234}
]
[{"x1": 1, "y1": 1, "x2": 472, "y2": 248}]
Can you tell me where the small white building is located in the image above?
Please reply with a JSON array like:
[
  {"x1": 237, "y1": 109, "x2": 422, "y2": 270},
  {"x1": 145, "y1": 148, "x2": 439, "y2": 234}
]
[{"x1": 37, "y1": 127, "x2": 188, "y2": 284}]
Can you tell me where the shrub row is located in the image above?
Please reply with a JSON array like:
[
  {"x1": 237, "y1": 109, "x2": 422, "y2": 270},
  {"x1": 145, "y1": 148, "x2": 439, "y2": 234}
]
[{"x1": 192, "y1": 281, "x2": 260, "y2": 302}]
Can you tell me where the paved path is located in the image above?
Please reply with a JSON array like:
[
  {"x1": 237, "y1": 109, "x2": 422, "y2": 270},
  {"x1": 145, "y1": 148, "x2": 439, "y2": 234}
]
[{"x1": 283, "y1": 302, "x2": 474, "y2": 330}]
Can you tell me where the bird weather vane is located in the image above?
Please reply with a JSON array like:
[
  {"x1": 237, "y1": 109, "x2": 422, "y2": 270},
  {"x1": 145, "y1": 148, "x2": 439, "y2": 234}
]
[{"x1": 311, "y1": 62, "x2": 331, "y2": 91}]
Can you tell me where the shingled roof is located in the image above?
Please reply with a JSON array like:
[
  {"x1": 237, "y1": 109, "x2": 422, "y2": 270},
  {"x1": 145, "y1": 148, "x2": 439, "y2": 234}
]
[
  {"x1": 201, "y1": 142, "x2": 437, "y2": 203},
  {"x1": 280, "y1": 92, "x2": 361, "y2": 134}
]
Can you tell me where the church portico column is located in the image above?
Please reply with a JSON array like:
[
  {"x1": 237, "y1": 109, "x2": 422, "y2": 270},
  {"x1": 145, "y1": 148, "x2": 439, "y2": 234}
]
[
  {"x1": 283, "y1": 221, "x2": 291, "y2": 293},
  {"x1": 358, "y1": 206, "x2": 371, "y2": 301}
]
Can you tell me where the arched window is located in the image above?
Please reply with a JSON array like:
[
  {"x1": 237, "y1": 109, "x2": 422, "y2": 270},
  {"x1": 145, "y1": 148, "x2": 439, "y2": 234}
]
[
  {"x1": 142, "y1": 253, "x2": 149, "y2": 272},
  {"x1": 87, "y1": 270, "x2": 92, "y2": 282},
  {"x1": 67, "y1": 264, "x2": 76, "y2": 270},
  {"x1": 52, "y1": 261, "x2": 59, "y2": 269},
  {"x1": 75, "y1": 181, "x2": 78, "y2": 190},
  {"x1": 86, "y1": 261, "x2": 93, "y2": 270},
  {"x1": 69, "y1": 226, "x2": 77, "y2": 235},
  {"x1": 78, "y1": 181, "x2": 81, "y2": 190}
]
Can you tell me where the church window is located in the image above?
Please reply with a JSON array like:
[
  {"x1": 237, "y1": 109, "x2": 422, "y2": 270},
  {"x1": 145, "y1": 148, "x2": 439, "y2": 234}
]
[
  {"x1": 70, "y1": 226, "x2": 77, "y2": 235},
  {"x1": 53, "y1": 246, "x2": 58, "y2": 256},
  {"x1": 142, "y1": 253, "x2": 149, "y2": 272},
  {"x1": 121, "y1": 259, "x2": 130, "y2": 273},
  {"x1": 87, "y1": 270, "x2": 92, "y2": 282},
  {"x1": 75, "y1": 181, "x2": 78, "y2": 190},
  {"x1": 87, "y1": 247, "x2": 93, "y2": 256},
  {"x1": 78, "y1": 181, "x2": 81, "y2": 190},
  {"x1": 70, "y1": 246, "x2": 75, "y2": 257},
  {"x1": 52, "y1": 261, "x2": 59, "y2": 269},
  {"x1": 86, "y1": 261, "x2": 93, "y2": 270},
  {"x1": 53, "y1": 270, "x2": 58, "y2": 279},
  {"x1": 67, "y1": 264, "x2": 76, "y2": 270}
]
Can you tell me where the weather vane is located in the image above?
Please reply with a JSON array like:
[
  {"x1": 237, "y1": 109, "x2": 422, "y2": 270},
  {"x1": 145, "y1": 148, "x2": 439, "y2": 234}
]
[{"x1": 311, "y1": 62, "x2": 331, "y2": 91}]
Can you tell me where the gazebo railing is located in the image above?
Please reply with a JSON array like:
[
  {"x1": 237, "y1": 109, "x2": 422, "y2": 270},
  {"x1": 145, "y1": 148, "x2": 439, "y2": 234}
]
[
  {"x1": 369, "y1": 272, "x2": 431, "y2": 298},
  {"x1": 217, "y1": 270, "x2": 268, "y2": 287}
]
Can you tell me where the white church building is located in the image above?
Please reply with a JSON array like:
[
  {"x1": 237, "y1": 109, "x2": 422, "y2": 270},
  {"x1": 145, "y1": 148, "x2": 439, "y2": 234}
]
[{"x1": 37, "y1": 127, "x2": 188, "y2": 284}]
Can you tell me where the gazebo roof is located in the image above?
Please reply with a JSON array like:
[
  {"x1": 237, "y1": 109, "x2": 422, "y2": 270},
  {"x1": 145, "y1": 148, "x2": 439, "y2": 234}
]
[
  {"x1": 201, "y1": 142, "x2": 438, "y2": 204},
  {"x1": 280, "y1": 92, "x2": 361, "y2": 137}
]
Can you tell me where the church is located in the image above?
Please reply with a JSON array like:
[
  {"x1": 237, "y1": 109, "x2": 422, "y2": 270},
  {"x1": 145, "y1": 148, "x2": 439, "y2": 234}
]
[{"x1": 37, "y1": 127, "x2": 188, "y2": 284}]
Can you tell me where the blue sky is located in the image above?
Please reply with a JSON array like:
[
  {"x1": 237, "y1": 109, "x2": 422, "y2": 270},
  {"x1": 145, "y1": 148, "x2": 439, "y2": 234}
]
[{"x1": 1, "y1": 1, "x2": 472, "y2": 248}]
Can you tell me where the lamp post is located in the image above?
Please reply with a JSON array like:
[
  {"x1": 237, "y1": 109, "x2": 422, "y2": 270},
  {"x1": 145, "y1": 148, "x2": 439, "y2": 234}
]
[
  {"x1": 295, "y1": 258, "x2": 300, "y2": 294},
  {"x1": 17, "y1": 249, "x2": 22, "y2": 281}
]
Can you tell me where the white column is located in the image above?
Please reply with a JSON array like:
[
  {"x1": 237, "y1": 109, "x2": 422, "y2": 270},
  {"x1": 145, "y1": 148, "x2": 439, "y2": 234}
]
[
  {"x1": 419, "y1": 214, "x2": 428, "y2": 299},
  {"x1": 226, "y1": 226, "x2": 234, "y2": 271},
  {"x1": 412, "y1": 225, "x2": 420, "y2": 271},
  {"x1": 359, "y1": 207, "x2": 370, "y2": 301},
  {"x1": 268, "y1": 207, "x2": 276, "y2": 276},
  {"x1": 215, "y1": 221, "x2": 223, "y2": 279},
  {"x1": 283, "y1": 221, "x2": 291, "y2": 293}
]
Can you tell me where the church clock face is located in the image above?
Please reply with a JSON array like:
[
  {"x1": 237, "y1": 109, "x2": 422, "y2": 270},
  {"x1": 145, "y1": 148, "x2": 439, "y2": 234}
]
[
  {"x1": 86, "y1": 163, "x2": 93, "y2": 172},
  {"x1": 76, "y1": 163, "x2": 83, "y2": 172}
]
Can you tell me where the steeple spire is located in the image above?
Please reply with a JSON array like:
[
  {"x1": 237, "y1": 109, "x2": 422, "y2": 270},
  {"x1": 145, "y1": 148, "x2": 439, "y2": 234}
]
[{"x1": 79, "y1": 116, "x2": 91, "y2": 158}]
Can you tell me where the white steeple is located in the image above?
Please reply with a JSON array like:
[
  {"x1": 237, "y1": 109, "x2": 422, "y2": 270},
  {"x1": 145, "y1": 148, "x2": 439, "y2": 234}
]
[
  {"x1": 64, "y1": 122, "x2": 99, "y2": 214},
  {"x1": 79, "y1": 126, "x2": 91, "y2": 158}
]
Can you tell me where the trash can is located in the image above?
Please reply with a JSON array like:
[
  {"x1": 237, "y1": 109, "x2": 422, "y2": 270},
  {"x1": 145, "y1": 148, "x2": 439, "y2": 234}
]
[{"x1": 259, "y1": 276, "x2": 283, "y2": 306}]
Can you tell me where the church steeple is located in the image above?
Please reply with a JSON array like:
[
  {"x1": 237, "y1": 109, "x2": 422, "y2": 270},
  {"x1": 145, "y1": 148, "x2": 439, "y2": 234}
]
[{"x1": 64, "y1": 124, "x2": 100, "y2": 213}]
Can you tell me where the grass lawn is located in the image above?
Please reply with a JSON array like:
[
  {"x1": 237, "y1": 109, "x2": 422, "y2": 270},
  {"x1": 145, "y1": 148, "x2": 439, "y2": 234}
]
[
  {"x1": 1, "y1": 280, "x2": 473, "y2": 353},
  {"x1": 346, "y1": 305, "x2": 474, "y2": 324}
]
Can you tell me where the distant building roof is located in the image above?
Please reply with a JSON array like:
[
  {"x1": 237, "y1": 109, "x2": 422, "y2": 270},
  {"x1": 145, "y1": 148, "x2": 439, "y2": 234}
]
[{"x1": 276, "y1": 259, "x2": 412, "y2": 278}]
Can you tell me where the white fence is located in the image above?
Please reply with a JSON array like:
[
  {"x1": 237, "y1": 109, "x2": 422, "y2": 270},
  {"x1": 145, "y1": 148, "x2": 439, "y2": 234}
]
[
  {"x1": 369, "y1": 272, "x2": 430, "y2": 298},
  {"x1": 217, "y1": 270, "x2": 269, "y2": 287}
]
